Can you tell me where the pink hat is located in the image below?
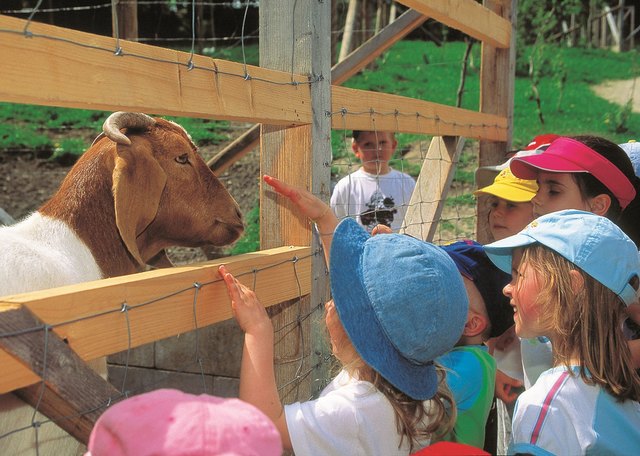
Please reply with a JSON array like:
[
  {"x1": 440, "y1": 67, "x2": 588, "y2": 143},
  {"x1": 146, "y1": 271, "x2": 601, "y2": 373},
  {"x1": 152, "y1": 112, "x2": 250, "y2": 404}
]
[
  {"x1": 510, "y1": 137, "x2": 637, "y2": 209},
  {"x1": 86, "y1": 389, "x2": 282, "y2": 456},
  {"x1": 475, "y1": 134, "x2": 560, "y2": 188}
]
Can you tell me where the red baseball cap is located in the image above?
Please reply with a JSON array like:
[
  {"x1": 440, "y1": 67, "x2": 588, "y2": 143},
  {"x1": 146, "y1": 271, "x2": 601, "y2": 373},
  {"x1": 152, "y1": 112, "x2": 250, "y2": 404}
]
[{"x1": 510, "y1": 137, "x2": 636, "y2": 209}]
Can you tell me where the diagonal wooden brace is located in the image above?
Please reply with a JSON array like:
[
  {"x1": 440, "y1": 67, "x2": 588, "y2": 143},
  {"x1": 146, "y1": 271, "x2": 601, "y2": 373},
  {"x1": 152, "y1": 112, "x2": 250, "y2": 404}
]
[{"x1": 0, "y1": 305, "x2": 121, "y2": 444}]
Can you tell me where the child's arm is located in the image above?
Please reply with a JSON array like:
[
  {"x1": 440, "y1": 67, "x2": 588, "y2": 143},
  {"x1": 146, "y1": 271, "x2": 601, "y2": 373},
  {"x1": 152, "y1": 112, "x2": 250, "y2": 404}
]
[
  {"x1": 263, "y1": 175, "x2": 338, "y2": 264},
  {"x1": 494, "y1": 369, "x2": 523, "y2": 404},
  {"x1": 218, "y1": 265, "x2": 292, "y2": 450}
]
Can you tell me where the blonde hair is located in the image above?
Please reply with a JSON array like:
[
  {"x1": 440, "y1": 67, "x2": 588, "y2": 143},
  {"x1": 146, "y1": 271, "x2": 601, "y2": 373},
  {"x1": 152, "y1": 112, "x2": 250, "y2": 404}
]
[{"x1": 520, "y1": 244, "x2": 640, "y2": 401}]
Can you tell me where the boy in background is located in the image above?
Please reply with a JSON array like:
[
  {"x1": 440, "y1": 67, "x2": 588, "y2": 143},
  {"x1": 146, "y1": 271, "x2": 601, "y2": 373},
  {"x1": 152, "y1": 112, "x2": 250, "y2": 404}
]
[
  {"x1": 331, "y1": 130, "x2": 415, "y2": 233},
  {"x1": 438, "y1": 240, "x2": 513, "y2": 448}
]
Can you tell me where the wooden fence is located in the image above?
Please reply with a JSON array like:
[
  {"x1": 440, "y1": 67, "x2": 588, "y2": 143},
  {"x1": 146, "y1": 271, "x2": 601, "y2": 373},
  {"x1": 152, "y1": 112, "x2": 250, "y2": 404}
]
[{"x1": 0, "y1": 0, "x2": 516, "y2": 452}]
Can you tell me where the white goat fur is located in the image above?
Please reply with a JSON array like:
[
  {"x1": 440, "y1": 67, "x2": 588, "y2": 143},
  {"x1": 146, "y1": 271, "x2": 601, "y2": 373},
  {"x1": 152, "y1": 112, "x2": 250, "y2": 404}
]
[
  {"x1": 0, "y1": 214, "x2": 102, "y2": 295},
  {"x1": 0, "y1": 112, "x2": 244, "y2": 453}
]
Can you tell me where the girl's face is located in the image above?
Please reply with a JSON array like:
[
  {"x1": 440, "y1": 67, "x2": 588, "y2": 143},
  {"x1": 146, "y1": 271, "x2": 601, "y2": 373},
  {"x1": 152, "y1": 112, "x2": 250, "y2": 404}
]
[
  {"x1": 532, "y1": 172, "x2": 591, "y2": 217},
  {"x1": 325, "y1": 299, "x2": 356, "y2": 364},
  {"x1": 488, "y1": 197, "x2": 535, "y2": 241},
  {"x1": 503, "y1": 249, "x2": 545, "y2": 338}
]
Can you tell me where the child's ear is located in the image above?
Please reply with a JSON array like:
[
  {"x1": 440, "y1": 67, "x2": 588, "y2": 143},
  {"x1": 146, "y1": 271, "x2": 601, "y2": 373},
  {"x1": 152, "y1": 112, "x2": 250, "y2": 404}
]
[
  {"x1": 589, "y1": 194, "x2": 612, "y2": 216},
  {"x1": 351, "y1": 140, "x2": 362, "y2": 158},
  {"x1": 463, "y1": 311, "x2": 489, "y2": 337},
  {"x1": 569, "y1": 269, "x2": 585, "y2": 295}
]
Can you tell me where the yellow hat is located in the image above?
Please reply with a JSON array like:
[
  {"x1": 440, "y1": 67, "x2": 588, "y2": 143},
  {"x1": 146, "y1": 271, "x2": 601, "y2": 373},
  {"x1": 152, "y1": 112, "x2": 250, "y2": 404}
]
[{"x1": 474, "y1": 167, "x2": 537, "y2": 202}]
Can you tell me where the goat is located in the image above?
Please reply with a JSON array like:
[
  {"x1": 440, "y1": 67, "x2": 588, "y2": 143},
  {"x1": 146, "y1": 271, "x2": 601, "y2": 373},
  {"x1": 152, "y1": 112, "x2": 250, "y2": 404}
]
[
  {"x1": 0, "y1": 111, "x2": 244, "y2": 296},
  {"x1": 0, "y1": 112, "x2": 244, "y2": 453}
]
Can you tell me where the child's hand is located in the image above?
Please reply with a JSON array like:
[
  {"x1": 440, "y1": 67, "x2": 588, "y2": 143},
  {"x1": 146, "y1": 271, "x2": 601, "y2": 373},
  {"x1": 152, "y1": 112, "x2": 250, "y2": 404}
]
[
  {"x1": 263, "y1": 175, "x2": 331, "y2": 223},
  {"x1": 218, "y1": 265, "x2": 272, "y2": 336},
  {"x1": 371, "y1": 224, "x2": 392, "y2": 235},
  {"x1": 495, "y1": 369, "x2": 523, "y2": 404}
]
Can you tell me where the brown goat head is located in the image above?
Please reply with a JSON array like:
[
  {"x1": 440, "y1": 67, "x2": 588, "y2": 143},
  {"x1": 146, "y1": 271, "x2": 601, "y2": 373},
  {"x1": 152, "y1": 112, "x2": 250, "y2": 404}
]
[{"x1": 108, "y1": 113, "x2": 244, "y2": 266}]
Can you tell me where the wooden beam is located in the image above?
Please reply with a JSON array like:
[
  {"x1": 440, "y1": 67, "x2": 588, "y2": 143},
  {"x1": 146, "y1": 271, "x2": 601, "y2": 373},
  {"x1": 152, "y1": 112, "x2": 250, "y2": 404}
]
[
  {"x1": 0, "y1": 15, "x2": 310, "y2": 125},
  {"x1": 333, "y1": 8, "x2": 427, "y2": 85},
  {"x1": 0, "y1": 305, "x2": 120, "y2": 444},
  {"x1": 259, "y1": 0, "x2": 332, "y2": 404},
  {"x1": 477, "y1": 0, "x2": 516, "y2": 243},
  {"x1": 332, "y1": 86, "x2": 508, "y2": 141},
  {"x1": 207, "y1": 8, "x2": 428, "y2": 175},
  {"x1": 1, "y1": 14, "x2": 506, "y2": 141},
  {"x1": 396, "y1": 0, "x2": 511, "y2": 48},
  {"x1": 0, "y1": 246, "x2": 311, "y2": 394},
  {"x1": 402, "y1": 136, "x2": 466, "y2": 240}
]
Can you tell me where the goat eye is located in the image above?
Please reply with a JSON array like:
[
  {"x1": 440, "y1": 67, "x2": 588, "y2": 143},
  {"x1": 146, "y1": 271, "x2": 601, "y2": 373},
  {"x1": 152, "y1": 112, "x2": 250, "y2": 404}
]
[{"x1": 175, "y1": 154, "x2": 189, "y2": 164}]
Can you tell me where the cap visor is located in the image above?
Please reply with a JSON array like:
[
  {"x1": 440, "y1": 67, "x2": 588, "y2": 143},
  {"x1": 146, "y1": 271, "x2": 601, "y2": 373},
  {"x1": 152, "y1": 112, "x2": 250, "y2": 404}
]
[
  {"x1": 474, "y1": 182, "x2": 535, "y2": 202},
  {"x1": 511, "y1": 154, "x2": 588, "y2": 179},
  {"x1": 483, "y1": 233, "x2": 538, "y2": 274},
  {"x1": 329, "y1": 218, "x2": 437, "y2": 400}
]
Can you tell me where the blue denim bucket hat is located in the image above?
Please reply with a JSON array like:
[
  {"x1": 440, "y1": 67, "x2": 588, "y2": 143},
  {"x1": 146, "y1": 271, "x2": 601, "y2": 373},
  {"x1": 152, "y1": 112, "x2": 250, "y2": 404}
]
[
  {"x1": 329, "y1": 218, "x2": 468, "y2": 400},
  {"x1": 484, "y1": 209, "x2": 640, "y2": 306}
]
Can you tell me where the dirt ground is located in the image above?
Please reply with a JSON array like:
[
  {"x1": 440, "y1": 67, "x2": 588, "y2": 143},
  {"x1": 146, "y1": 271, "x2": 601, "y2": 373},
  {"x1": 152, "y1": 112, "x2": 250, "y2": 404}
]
[{"x1": 0, "y1": 79, "x2": 636, "y2": 261}]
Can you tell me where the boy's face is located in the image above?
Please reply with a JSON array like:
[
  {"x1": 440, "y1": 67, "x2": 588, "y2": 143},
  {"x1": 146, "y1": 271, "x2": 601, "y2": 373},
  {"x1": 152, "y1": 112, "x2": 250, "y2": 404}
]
[
  {"x1": 352, "y1": 131, "x2": 397, "y2": 174},
  {"x1": 488, "y1": 196, "x2": 534, "y2": 241}
]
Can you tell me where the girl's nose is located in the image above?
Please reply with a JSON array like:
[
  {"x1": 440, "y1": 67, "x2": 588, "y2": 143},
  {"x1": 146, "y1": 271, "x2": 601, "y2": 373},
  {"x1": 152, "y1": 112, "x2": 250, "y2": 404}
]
[{"x1": 503, "y1": 282, "x2": 513, "y2": 298}]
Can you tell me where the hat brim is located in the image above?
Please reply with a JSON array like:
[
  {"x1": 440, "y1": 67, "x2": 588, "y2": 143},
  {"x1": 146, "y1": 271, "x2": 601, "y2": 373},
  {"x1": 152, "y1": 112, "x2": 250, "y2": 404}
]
[
  {"x1": 329, "y1": 218, "x2": 437, "y2": 400},
  {"x1": 483, "y1": 233, "x2": 539, "y2": 275},
  {"x1": 510, "y1": 154, "x2": 588, "y2": 180},
  {"x1": 474, "y1": 182, "x2": 536, "y2": 202}
]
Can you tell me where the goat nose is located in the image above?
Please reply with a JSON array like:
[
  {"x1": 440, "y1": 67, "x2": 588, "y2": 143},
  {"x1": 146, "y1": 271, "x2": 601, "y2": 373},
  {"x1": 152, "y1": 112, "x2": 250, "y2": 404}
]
[{"x1": 235, "y1": 206, "x2": 243, "y2": 221}]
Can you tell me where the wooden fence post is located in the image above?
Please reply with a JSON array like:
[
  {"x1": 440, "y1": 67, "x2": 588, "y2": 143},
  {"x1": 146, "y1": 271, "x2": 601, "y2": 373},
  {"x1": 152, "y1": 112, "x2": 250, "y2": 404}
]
[
  {"x1": 259, "y1": 0, "x2": 332, "y2": 403},
  {"x1": 477, "y1": 0, "x2": 516, "y2": 244}
]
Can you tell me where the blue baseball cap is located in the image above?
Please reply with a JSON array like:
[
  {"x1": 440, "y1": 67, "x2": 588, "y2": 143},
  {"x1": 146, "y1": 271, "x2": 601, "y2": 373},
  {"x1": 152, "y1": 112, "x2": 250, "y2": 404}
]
[
  {"x1": 330, "y1": 218, "x2": 468, "y2": 400},
  {"x1": 484, "y1": 210, "x2": 640, "y2": 306},
  {"x1": 440, "y1": 240, "x2": 513, "y2": 338},
  {"x1": 619, "y1": 141, "x2": 640, "y2": 178}
]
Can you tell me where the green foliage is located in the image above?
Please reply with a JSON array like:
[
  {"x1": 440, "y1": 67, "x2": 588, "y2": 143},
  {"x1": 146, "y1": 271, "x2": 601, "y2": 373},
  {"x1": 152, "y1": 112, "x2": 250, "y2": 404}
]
[
  {"x1": 51, "y1": 138, "x2": 88, "y2": 164},
  {"x1": 229, "y1": 206, "x2": 260, "y2": 255},
  {"x1": 0, "y1": 123, "x2": 50, "y2": 151},
  {"x1": 164, "y1": 116, "x2": 232, "y2": 145}
]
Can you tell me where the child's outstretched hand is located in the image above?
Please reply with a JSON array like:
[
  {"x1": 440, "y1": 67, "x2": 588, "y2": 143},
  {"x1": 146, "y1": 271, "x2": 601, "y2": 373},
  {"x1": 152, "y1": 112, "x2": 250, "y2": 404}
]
[
  {"x1": 263, "y1": 175, "x2": 332, "y2": 222},
  {"x1": 218, "y1": 265, "x2": 272, "y2": 336}
]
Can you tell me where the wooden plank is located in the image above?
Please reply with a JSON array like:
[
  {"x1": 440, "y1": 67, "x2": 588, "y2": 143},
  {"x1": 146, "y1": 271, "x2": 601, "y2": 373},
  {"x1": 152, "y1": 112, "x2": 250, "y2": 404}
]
[
  {"x1": 0, "y1": 306, "x2": 120, "y2": 444},
  {"x1": 1, "y1": 14, "x2": 506, "y2": 141},
  {"x1": 0, "y1": 15, "x2": 310, "y2": 125},
  {"x1": 332, "y1": 86, "x2": 508, "y2": 141},
  {"x1": 402, "y1": 136, "x2": 466, "y2": 241},
  {"x1": 207, "y1": 8, "x2": 428, "y2": 175},
  {"x1": 477, "y1": 0, "x2": 516, "y2": 243},
  {"x1": 0, "y1": 246, "x2": 311, "y2": 394},
  {"x1": 397, "y1": 0, "x2": 511, "y2": 48}
]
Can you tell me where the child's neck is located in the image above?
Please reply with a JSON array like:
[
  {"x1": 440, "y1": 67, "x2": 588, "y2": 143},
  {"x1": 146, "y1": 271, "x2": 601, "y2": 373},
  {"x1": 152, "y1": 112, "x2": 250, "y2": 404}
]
[{"x1": 361, "y1": 163, "x2": 391, "y2": 175}]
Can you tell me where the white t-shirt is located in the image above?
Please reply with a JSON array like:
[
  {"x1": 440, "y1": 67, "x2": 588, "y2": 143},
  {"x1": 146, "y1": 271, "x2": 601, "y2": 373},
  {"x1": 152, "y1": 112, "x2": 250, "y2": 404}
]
[
  {"x1": 284, "y1": 370, "x2": 431, "y2": 456},
  {"x1": 330, "y1": 168, "x2": 415, "y2": 233},
  {"x1": 509, "y1": 366, "x2": 640, "y2": 455}
]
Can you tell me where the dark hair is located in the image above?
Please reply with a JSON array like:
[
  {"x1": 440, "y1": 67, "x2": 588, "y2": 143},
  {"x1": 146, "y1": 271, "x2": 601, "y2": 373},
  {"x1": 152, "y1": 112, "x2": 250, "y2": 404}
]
[
  {"x1": 570, "y1": 135, "x2": 640, "y2": 248},
  {"x1": 351, "y1": 130, "x2": 396, "y2": 142}
]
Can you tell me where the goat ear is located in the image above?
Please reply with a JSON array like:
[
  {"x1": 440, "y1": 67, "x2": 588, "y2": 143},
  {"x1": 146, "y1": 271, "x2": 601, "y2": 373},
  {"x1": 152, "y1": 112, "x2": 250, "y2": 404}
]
[{"x1": 112, "y1": 143, "x2": 167, "y2": 266}]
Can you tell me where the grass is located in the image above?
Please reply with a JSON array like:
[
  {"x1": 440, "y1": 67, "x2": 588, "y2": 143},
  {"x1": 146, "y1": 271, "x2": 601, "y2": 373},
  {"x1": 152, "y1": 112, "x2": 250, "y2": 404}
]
[{"x1": 3, "y1": 40, "x2": 639, "y2": 252}]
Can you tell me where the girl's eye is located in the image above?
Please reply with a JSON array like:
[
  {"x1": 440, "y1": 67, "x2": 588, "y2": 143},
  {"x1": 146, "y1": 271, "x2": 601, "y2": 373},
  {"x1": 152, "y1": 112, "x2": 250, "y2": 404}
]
[{"x1": 175, "y1": 154, "x2": 189, "y2": 164}]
